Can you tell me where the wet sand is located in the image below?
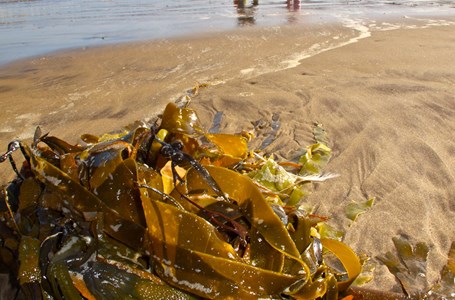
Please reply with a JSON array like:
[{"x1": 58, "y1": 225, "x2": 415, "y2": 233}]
[{"x1": 1, "y1": 15, "x2": 455, "y2": 295}]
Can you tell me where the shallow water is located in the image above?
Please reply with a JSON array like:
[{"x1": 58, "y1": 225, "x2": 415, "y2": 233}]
[{"x1": 0, "y1": 0, "x2": 454, "y2": 65}]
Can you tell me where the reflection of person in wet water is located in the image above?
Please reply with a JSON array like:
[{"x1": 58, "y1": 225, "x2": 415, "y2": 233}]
[
  {"x1": 234, "y1": 0, "x2": 301, "y2": 26},
  {"x1": 287, "y1": 0, "x2": 301, "y2": 12},
  {"x1": 234, "y1": 0, "x2": 258, "y2": 26},
  {"x1": 286, "y1": 0, "x2": 301, "y2": 24}
]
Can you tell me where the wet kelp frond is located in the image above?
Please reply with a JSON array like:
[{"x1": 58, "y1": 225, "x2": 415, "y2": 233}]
[
  {"x1": 345, "y1": 198, "x2": 375, "y2": 224},
  {"x1": 377, "y1": 236, "x2": 455, "y2": 299},
  {"x1": 0, "y1": 101, "x2": 362, "y2": 299}
]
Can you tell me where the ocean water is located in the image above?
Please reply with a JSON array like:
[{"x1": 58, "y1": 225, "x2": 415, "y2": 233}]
[{"x1": 0, "y1": 0, "x2": 454, "y2": 65}]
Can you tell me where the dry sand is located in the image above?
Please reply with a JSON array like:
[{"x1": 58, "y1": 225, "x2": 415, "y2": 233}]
[{"x1": 0, "y1": 16, "x2": 454, "y2": 296}]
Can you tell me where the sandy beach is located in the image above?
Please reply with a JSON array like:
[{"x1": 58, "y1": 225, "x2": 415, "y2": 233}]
[{"x1": 1, "y1": 13, "x2": 454, "y2": 297}]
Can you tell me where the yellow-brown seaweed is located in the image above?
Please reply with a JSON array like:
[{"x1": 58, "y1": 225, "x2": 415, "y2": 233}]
[{"x1": 0, "y1": 101, "x2": 362, "y2": 299}]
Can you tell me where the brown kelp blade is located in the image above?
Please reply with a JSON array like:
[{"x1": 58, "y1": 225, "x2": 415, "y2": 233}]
[
  {"x1": 321, "y1": 239, "x2": 362, "y2": 292},
  {"x1": 26, "y1": 146, "x2": 146, "y2": 250},
  {"x1": 141, "y1": 196, "x2": 310, "y2": 298},
  {"x1": 186, "y1": 165, "x2": 304, "y2": 261}
]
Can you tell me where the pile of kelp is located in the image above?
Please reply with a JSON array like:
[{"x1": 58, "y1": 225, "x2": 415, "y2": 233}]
[{"x1": 0, "y1": 101, "x2": 363, "y2": 299}]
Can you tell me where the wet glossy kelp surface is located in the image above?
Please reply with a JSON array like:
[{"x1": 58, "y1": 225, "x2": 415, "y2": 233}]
[{"x1": 0, "y1": 96, "x2": 367, "y2": 299}]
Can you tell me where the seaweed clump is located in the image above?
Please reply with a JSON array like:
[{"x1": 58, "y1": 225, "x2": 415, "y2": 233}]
[
  {"x1": 0, "y1": 101, "x2": 362, "y2": 299},
  {"x1": 378, "y1": 236, "x2": 455, "y2": 299}
]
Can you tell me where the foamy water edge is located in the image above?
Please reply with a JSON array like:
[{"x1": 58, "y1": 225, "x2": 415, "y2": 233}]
[{"x1": 239, "y1": 15, "x2": 455, "y2": 79}]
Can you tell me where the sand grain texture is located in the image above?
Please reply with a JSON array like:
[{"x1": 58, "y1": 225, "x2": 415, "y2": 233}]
[{"x1": 0, "y1": 22, "x2": 454, "y2": 295}]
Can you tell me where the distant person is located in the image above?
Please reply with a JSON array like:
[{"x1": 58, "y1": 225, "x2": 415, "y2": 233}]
[{"x1": 234, "y1": 0, "x2": 258, "y2": 9}]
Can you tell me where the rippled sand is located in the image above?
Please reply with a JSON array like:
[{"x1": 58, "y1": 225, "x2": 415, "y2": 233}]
[{"x1": 0, "y1": 13, "x2": 454, "y2": 296}]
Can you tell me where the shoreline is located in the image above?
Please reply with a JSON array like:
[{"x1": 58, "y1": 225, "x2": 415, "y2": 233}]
[
  {"x1": 1, "y1": 16, "x2": 455, "y2": 296},
  {"x1": 1, "y1": 14, "x2": 454, "y2": 145},
  {"x1": 1, "y1": 3, "x2": 454, "y2": 67}
]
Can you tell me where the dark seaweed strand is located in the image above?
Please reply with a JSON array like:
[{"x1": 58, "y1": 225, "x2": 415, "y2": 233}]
[
  {"x1": 137, "y1": 183, "x2": 185, "y2": 210},
  {"x1": 0, "y1": 141, "x2": 25, "y2": 180},
  {"x1": 183, "y1": 153, "x2": 229, "y2": 201},
  {"x1": 156, "y1": 137, "x2": 229, "y2": 202},
  {"x1": 177, "y1": 191, "x2": 249, "y2": 249}
]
